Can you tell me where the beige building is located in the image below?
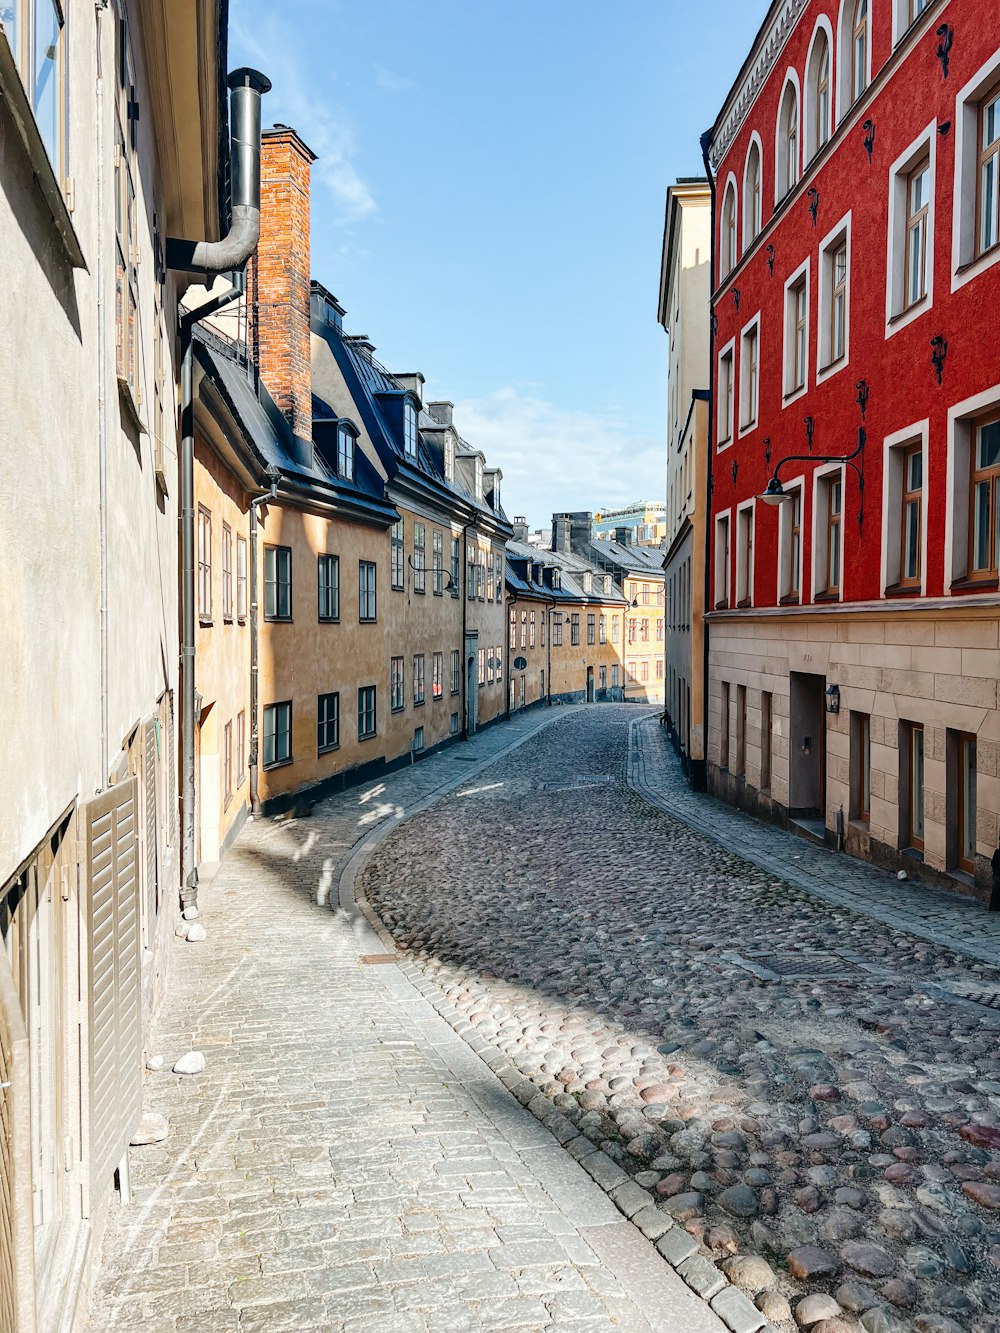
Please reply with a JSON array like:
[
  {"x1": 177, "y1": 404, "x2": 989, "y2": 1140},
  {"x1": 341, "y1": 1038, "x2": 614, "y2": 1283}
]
[
  {"x1": 659, "y1": 179, "x2": 712, "y2": 785},
  {"x1": 506, "y1": 539, "x2": 626, "y2": 709},
  {"x1": 0, "y1": 4, "x2": 244, "y2": 1327},
  {"x1": 183, "y1": 127, "x2": 510, "y2": 823}
]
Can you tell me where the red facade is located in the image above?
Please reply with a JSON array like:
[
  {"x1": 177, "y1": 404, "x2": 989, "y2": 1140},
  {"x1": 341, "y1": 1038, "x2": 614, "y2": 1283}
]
[{"x1": 709, "y1": 0, "x2": 1000, "y2": 607}]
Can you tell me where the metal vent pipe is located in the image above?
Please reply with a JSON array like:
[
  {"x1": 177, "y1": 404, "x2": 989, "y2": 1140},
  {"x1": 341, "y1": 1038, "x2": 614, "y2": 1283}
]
[{"x1": 168, "y1": 67, "x2": 271, "y2": 274}]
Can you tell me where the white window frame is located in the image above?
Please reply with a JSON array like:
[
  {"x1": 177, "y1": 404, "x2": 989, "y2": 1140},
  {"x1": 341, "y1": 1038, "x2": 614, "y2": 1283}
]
[
  {"x1": 735, "y1": 499, "x2": 755, "y2": 607},
  {"x1": 775, "y1": 70, "x2": 802, "y2": 205},
  {"x1": 836, "y1": 0, "x2": 872, "y2": 124},
  {"x1": 717, "y1": 336, "x2": 736, "y2": 447},
  {"x1": 812, "y1": 463, "x2": 847, "y2": 601},
  {"x1": 782, "y1": 258, "x2": 811, "y2": 406},
  {"x1": 720, "y1": 174, "x2": 739, "y2": 276},
  {"x1": 892, "y1": 0, "x2": 933, "y2": 48},
  {"x1": 403, "y1": 399, "x2": 418, "y2": 457},
  {"x1": 880, "y1": 419, "x2": 929, "y2": 595},
  {"x1": 817, "y1": 211, "x2": 852, "y2": 381},
  {"x1": 952, "y1": 45, "x2": 1000, "y2": 292},
  {"x1": 714, "y1": 510, "x2": 731, "y2": 609},
  {"x1": 887, "y1": 121, "x2": 937, "y2": 336},
  {"x1": 804, "y1": 16, "x2": 835, "y2": 163},
  {"x1": 742, "y1": 133, "x2": 764, "y2": 250},
  {"x1": 945, "y1": 380, "x2": 1000, "y2": 587},
  {"x1": 739, "y1": 313, "x2": 760, "y2": 436},
  {"x1": 777, "y1": 474, "x2": 807, "y2": 602}
]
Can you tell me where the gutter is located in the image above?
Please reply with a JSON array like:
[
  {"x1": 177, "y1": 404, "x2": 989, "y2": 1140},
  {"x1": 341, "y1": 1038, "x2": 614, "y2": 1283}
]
[
  {"x1": 699, "y1": 129, "x2": 717, "y2": 795},
  {"x1": 461, "y1": 523, "x2": 474, "y2": 739},
  {"x1": 169, "y1": 67, "x2": 270, "y2": 911}
]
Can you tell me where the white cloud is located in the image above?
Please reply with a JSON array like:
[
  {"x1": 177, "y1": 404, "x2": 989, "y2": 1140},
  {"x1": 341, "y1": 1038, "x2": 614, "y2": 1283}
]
[
  {"x1": 230, "y1": 5, "x2": 376, "y2": 225},
  {"x1": 453, "y1": 388, "x2": 663, "y2": 531},
  {"x1": 375, "y1": 65, "x2": 416, "y2": 95}
]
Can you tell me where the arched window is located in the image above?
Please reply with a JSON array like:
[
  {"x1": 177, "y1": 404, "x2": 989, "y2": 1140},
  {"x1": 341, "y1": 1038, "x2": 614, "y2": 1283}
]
[
  {"x1": 776, "y1": 77, "x2": 800, "y2": 201},
  {"x1": 743, "y1": 138, "x2": 762, "y2": 246},
  {"x1": 852, "y1": 0, "x2": 869, "y2": 102},
  {"x1": 721, "y1": 180, "x2": 737, "y2": 276},
  {"x1": 806, "y1": 26, "x2": 832, "y2": 160}
]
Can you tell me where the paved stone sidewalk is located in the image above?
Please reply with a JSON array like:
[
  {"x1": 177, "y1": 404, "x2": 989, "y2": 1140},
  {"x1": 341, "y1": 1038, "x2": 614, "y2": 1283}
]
[
  {"x1": 85, "y1": 704, "x2": 724, "y2": 1333},
  {"x1": 629, "y1": 715, "x2": 1000, "y2": 970}
]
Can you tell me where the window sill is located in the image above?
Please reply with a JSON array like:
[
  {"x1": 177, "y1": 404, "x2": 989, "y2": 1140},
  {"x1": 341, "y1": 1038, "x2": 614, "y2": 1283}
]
[
  {"x1": 263, "y1": 756, "x2": 294, "y2": 771},
  {"x1": 318, "y1": 743, "x2": 340, "y2": 756},
  {"x1": 414, "y1": 700, "x2": 425, "y2": 708},
  {"x1": 264, "y1": 615, "x2": 293, "y2": 624},
  {"x1": 359, "y1": 617, "x2": 378, "y2": 625},
  {"x1": 818, "y1": 353, "x2": 846, "y2": 376},
  {"x1": 814, "y1": 590, "x2": 839, "y2": 603},
  {"x1": 199, "y1": 616, "x2": 213, "y2": 627},
  {"x1": 237, "y1": 617, "x2": 247, "y2": 626},
  {"x1": 237, "y1": 775, "x2": 246, "y2": 789},
  {"x1": 0, "y1": 29, "x2": 86, "y2": 269},
  {"x1": 223, "y1": 615, "x2": 233, "y2": 625},
  {"x1": 950, "y1": 575, "x2": 999, "y2": 594},
  {"x1": 318, "y1": 616, "x2": 340, "y2": 624},
  {"x1": 390, "y1": 705, "x2": 405, "y2": 715},
  {"x1": 883, "y1": 582, "x2": 920, "y2": 598},
  {"x1": 782, "y1": 385, "x2": 807, "y2": 404},
  {"x1": 956, "y1": 240, "x2": 1000, "y2": 277},
  {"x1": 358, "y1": 732, "x2": 377, "y2": 743}
]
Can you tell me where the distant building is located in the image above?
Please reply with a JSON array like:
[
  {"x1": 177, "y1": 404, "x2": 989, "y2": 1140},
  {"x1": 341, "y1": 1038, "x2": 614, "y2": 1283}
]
[
  {"x1": 592, "y1": 501, "x2": 667, "y2": 547},
  {"x1": 549, "y1": 514, "x2": 666, "y2": 704},
  {"x1": 505, "y1": 540, "x2": 626, "y2": 708},
  {"x1": 659, "y1": 178, "x2": 711, "y2": 786}
]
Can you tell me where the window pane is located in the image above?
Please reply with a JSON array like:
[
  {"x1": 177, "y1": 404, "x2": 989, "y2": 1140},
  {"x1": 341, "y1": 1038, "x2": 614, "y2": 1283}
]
[
  {"x1": 905, "y1": 500, "x2": 920, "y2": 579},
  {"x1": 978, "y1": 420, "x2": 1000, "y2": 470},
  {"x1": 912, "y1": 728, "x2": 924, "y2": 842},
  {"x1": 963, "y1": 740, "x2": 977, "y2": 861},
  {"x1": 983, "y1": 154, "x2": 998, "y2": 253},
  {"x1": 974, "y1": 480, "x2": 992, "y2": 569},
  {"x1": 33, "y1": 0, "x2": 62, "y2": 169},
  {"x1": 908, "y1": 448, "x2": 922, "y2": 491}
]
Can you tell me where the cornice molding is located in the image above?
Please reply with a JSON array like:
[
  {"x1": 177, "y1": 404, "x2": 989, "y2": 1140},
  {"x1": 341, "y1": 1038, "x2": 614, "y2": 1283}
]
[{"x1": 710, "y1": 0, "x2": 809, "y2": 171}]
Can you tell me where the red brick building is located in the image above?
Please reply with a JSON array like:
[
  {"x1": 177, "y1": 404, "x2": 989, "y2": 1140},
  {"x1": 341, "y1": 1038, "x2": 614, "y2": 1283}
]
[{"x1": 705, "y1": 0, "x2": 1000, "y2": 904}]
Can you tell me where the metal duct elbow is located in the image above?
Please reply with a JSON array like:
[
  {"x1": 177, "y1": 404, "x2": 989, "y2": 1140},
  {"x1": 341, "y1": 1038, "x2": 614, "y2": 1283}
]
[{"x1": 168, "y1": 67, "x2": 271, "y2": 275}]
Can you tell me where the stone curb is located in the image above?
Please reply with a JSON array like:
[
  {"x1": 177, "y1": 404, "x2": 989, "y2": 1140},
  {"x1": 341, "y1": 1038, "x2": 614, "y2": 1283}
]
[{"x1": 340, "y1": 708, "x2": 747, "y2": 1333}]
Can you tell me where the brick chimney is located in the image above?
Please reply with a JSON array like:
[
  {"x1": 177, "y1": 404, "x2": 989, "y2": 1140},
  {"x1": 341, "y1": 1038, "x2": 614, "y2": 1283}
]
[{"x1": 254, "y1": 126, "x2": 316, "y2": 463}]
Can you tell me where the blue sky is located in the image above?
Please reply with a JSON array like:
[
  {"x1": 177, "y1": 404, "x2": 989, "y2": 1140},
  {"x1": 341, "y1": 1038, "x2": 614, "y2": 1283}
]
[{"x1": 231, "y1": 0, "x2": 765, "y2": 529}]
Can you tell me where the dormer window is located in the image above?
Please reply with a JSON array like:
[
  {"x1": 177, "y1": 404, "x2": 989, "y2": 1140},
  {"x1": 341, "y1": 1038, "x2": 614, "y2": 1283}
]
[
  {"x1": 444, "y1": 435, "x2": 455, "y2": 481},
  {"x1": 493, "y1": 477, "x2": 501, "y2": 510},
  {"x1": 475, "y1": 457, "x2": 483, "y2": 499},
  {"x1": 337, "y1": 424, "x2": 356, "y2": 481},
  {"x1": 553, "y1": 570, "x2": 562, "y2": 591},
  {"x1": 403, "y1": 400, "x2": 418, "y2": 458}
]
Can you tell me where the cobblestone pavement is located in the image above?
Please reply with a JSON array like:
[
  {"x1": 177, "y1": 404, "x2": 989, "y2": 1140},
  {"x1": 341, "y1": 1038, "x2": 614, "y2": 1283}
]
[
  {"x1": 363, "y1": 706, "x2": 1000, "y2": 1333},
  {"x1": 85, "y1": 704, "x2": 725, "y2": 1333},
  {"x1": 630, "y1": 715, "x2": 1000, "y2": 971}
]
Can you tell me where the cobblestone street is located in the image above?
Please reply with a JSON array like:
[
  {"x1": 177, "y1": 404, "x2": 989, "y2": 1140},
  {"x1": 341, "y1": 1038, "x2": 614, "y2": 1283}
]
[
  {"x1": 85, "y1": 705, "x2": 1000, "y2": 1333},
  {"x1": 364, "y1": 708, "x2": 1000, "y2": 1333}
]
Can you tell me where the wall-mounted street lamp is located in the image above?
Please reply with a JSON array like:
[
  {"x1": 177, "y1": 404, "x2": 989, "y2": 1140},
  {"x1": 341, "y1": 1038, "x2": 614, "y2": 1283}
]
[
  {"x1": 825, "y1": 683, "x2": 841, "y2": 714},
  {"x1": 758, "y1": 426, "x2": 867, "y2": 528}
]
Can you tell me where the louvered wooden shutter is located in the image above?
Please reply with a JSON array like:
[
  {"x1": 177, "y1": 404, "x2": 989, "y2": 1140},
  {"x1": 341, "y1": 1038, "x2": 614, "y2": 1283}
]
[
  {"x1": 84, "y1": 781, "x2": 142, "y2": 1210},
  {"x1": 0, "y1": 950, "x2": 37, "y2": 1333},
  {"x1": 142, "y1": 719, "x2": 158, "y2": 932}
]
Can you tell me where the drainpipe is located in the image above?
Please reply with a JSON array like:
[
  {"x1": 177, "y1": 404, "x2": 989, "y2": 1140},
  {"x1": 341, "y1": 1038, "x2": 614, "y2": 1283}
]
[
  {"x1": 461, "y1": 522, "x2": 474, "y2": 740},
  {"x1": 504, "y1": 589, "x2": 514, "y2": 721},
  {"x1": 545, "y1": 597, "x2": 556, "y2": 706},
  {"x1": 248, "y1": 466, "x2": 280, "y2": 816},
  {"x1": 96, "y1": 5, "x2": 109, "y2": 786},
  {"x1": 699, "y1": 129, "x2": 717, "y2": 796},
  {"x1": 170, "y1": 68, "x2": 270, "y2": 911}
]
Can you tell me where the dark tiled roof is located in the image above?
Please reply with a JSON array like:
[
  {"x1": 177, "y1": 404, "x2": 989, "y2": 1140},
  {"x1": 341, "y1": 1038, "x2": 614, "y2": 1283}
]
[{"x1": 193, "y1": 330, "x2": 398, "y2": 526}]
